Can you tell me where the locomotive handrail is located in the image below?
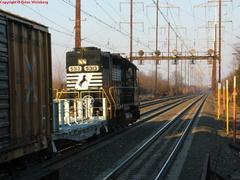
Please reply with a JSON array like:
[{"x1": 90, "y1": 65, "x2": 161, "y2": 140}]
[
  {"x1": 54, "y1": 89, "x2": 59, "y2": 99},
  {"x1": 53, "y1": 98, "x2": 107, "y2": 130},
  {"x1": 101, "y1": 87, "x2": 113, "y2": 119},
  {"x1": 54, "y1": 89, "x2": 66, "y2": 99},
  {"x1": 79, "y1": 90, "x2": 103, "y2": 98},
  {"x1": 79, "y1": 90, "x2": 109, "y2": 119},
  {"x1": 58, "y1": 89, "x2": 66, "y2": 99},
  {"x1": 55, "y1": 91, "x2": 80, "y2": 99},
  {"x1": 109, "y1": 87, "x2": 117, "y2": 117}
]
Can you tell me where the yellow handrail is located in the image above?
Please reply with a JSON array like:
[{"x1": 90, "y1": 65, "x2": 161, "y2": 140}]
[
  {"x1": 109, "y1": 87, "x2": 117, "y2": 117},
  {"x1": 100, "y1": 87, "x2": 112, "y2": 119},
  {"x1": 55, "y1": 91, "x2": 80, "y2": 99},
  {"x1": 57, "y1": 89, "x2": 65, "y2": 99},
  {"x1": 54, "y1": 89, "x2": 58, "y2": 95}
]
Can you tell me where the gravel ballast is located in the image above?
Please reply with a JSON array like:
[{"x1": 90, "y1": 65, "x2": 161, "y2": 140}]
[{"x1": 179, "y1": 94, "x2": 240, "y2": 179}]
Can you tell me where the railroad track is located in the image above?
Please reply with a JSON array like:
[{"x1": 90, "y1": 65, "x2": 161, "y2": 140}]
[
  {"x1": 4, "y1": 94, "x2": 205, "y2": 179},
  {"x1": 101, "y1": 94, "x2": 207, "y2": 179},
  {"x1": 140, "y1": 94, "x2": 198, "y2": 116},
  {"x1": 140, "y1": 94, "x2": 193, "y2": 109}
]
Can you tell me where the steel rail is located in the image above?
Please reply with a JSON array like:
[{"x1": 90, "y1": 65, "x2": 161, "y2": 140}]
[
  {"x1": 140, "y1": 94, "x2": 195, "y2": 109},
  {"x1": 155, "y1": 94, "x2": 208, "y2": 179},
  {"x1": 103, "y1": 94, "x2": 206, "y2": 180},
  {"x1": 140, "y1": 95, "x2": 199, "y2": 117}
]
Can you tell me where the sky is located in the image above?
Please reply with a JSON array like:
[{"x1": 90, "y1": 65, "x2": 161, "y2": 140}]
[{"x1": 0, "y1": 0, "x2": 239, "y2": 86}]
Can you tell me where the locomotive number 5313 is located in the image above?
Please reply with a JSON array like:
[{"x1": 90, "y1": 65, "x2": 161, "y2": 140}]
[
  {"x1": 68, "y1": 66, "x2": 82, "y2": 72},
  {"x1": 84, "y1": 65, "x2": 99, "y2": 71}
]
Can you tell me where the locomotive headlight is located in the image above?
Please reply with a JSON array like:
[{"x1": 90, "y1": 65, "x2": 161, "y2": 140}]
[{"x1": 78, "y1": 59, "x2": 87, "y2": 65}]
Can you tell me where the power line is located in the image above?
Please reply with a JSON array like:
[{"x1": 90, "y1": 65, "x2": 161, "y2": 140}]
[
  {"x1": 23, "y1": 1, "x2": 124, "y2": 52},
  {"x1": 23, "y1": 4, "x2": 72, "y2": 34},
  {"x1": 152, "y1": 0, "x2": 191, "y2": 52},
  {"x1": 165, "y1": 0, "x2": 191, "y2": 49},
  {"x1": 62, "y1": 0, "x2": 153, "y2": 51}
]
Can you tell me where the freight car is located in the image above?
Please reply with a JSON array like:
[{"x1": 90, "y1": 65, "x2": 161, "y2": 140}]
[
  {"x1": 52, "y1": 47, "x2": 140, "y2": 149},
  {"x1": 0, "y1": 9, "x2": 52, "y2": 166}
]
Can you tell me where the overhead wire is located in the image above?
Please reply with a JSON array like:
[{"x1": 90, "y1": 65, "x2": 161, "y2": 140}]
[
  {"x1": 22, "y1": 0, "x2": 236, "y2": 81},
  {"x1": 165, "y1": 0, "x2": 191, "y2": 49},
  {"x1": 35, "y1": 4, "x2": 45, "y2": 24},
  {"x1": 50, "y1": 27, "x2": 107, "y2": 51},
  {"x1": 91, "y1": 0, "x2": 130, "y2": 50},
  {"x1": 101, "y1": 0, "x2": 152, "y2": 46},
  {"x1": 93, "y1": 0, "x2": 119, "y2": 26},
  {"x1": 26, "y1": 4, "x2": 115, "y2": 53},
  {"x1": 132, "y1": 2, "x2": 156, "y2": 51},
  {"x1": 166, "y1": 0, "x2": 208, "y2": 84},
  {"x1": 190, "y1": 0, "x2": 199, "y2": 49},
  {"x1": 21, "y1": 3, "x2": 77, "y2": 69},
  {"x1": 102, "y1": 0, "x2": 127, "y2": 21},
  {"x1": 31, "y1": 0, "x2": 119, "y2": 51},
  {"x1": 151, "y1": 0, "x2": 191, "y2": 53},
  {"x1": 23, "y1": 0, "x2": 124, "y2": 52},
  {"x1": 22, "y1": 4, "x2": 72, "y2": 34},
  {"x1": 62, "y1": 0, "x2": 152, "y2": 51}
]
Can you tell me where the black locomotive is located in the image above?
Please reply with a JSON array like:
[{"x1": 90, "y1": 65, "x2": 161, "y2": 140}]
[{"x1": 65, "y1": 47, "x2": 140, "y2": 129}]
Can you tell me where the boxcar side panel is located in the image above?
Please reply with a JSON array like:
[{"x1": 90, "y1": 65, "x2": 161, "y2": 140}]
[
  {"x1": 0, "y1": 10, "x2": 52, "y2": 164},
  {"x1": 0, "y1": 15, "x2": 10, "y2": 149}
]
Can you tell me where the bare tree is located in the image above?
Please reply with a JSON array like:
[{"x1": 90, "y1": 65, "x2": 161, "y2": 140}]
[
  {"x1": 230, "y1": 45, "x2": 240, "y2": 71},
  {"x1": 52, "y1": 60, "x2": 66, "y2": 90},
  {"x1": 171, "y1": 70, "x2": 184, "y2": 95}
]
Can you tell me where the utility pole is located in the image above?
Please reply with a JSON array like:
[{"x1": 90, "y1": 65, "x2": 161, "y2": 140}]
[
  {"x1": 194, "y1": 0, "x2": 231, "y2": 87},
  {"x1": 212, "y1": 24, "x2": 217, "y2": 97},
  {"x1": 120, "y1": 1, "x2": 144, "y2": 63},
  {"x1": 148, "y1": 0, "x2": 160, "y2": 97},
  {"x1": 175, "y1": 35, "x2": 178, "y2": 94},
  {"x1": 181, "y1": 44, "x2": 183, "y2": 94},
  {"x1": 185, "y1": 57, "x2": 188, "y2": 94},
  {"x1": 75, "y1": 0, "x2": 81, "y2": 48},
  {"x1": 218, "y1": 0, "x2": 222, "y2": 82},
  {"x1": 130, "y1": 0, "x2": 133, "y2": 62},
  {"x1": 155, "y1": 0, "x2": 159, "y2": 97},
  {"x1": 147, "y1": 2, "x2": 179, "y2": 96},
  {"x1": 168, "y1": 22, "x2": 170, "y2": 94}
]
